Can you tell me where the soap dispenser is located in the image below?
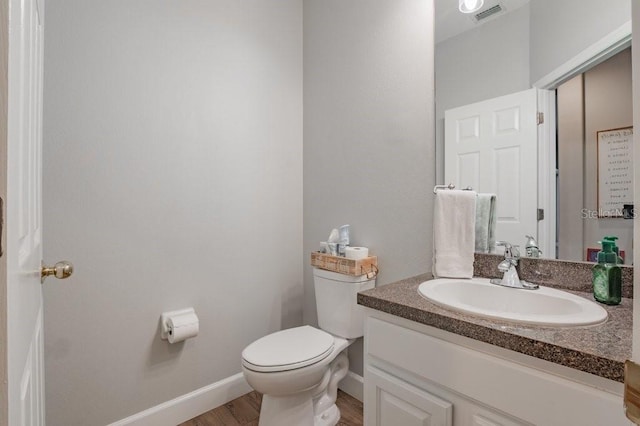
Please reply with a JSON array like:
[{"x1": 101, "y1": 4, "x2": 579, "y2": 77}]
[
  {"x1": 603, "y1": 235, "x2": 623, "y2": 264},
  {"x1": 592, "y1": 239, "x2": 621, "y2": 305},
  {"x1": 524, "y1": 235, "x2": 541, "y2": 258}
]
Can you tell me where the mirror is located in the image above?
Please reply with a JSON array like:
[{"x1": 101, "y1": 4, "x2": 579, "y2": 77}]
[{"x1": 434, "y1": 0, "x2": 633, "y2": 263}]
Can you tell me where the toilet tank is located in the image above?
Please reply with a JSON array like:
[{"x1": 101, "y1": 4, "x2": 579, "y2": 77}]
[{"x1": 313, "y1": 268, "x2": 376, "y2": 339}]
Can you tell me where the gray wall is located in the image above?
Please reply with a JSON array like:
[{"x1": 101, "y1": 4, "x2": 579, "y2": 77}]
[
  {"x1": 435, "y1": 4, "x2": 530, "y2": 184},
  {"x1": 303, "y1": 0, "x2": 435, "y2": 375},
  {"x1": 43, "y1": 0, "x2": 437, "y2": 422},
  {"x1": 557, "y1": 74, "x2": 585, "y2": 261},
  {"x1": 530, "y1": 0, "x2": 631, "y2": 84},
  {"x1": 43, "y1": 2, "x2": 303, "y2": 425},
  {"x1": 0, "y1": 1, "x2": 7, "y2": 424}
]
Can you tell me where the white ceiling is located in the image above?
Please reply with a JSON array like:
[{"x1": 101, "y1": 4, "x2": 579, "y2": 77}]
[{"x1": 435, "y1": 0, "x2": 530, "y2": 44}]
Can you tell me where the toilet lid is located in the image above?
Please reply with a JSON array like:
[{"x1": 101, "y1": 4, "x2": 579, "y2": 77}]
[{"x1": 242, "y1": 326, "x2": 335, "y2": 373}]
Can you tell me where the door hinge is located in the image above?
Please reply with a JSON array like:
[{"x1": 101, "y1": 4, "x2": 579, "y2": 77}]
[
  {"x1": 537, "y1": 112, "x2": 544, "y2": 125},
  {"x1": 537, "y1": 208, "x2": 544, "y2": 221}
]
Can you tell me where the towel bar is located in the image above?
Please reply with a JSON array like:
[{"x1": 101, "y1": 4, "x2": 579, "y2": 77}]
[{"x1": 433, "y1": 184, "x2": 474, "y2": 194}]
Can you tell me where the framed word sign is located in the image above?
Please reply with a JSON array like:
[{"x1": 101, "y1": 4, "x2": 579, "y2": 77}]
[{"x1": 597, "y1": 126, "x2": 633, "y2": 217}]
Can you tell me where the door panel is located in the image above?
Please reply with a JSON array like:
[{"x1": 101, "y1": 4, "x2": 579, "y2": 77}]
[
  {"x1": 445, "y1": 88, "x2": 538, "y2": 250},
  {"x1": 366, "y1": 366, "x2": 453, "y2": 426}
]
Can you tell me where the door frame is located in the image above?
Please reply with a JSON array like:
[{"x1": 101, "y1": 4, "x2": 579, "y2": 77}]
[
  {"x1": 0, "y1": 0, "x2": 46, "y2": 423},
  {"x1": 0, "y1": 0, "x2": 9, "y2": 424},
  {"x1": 533, "y1": 21, "x2": 632, "y2": 259},
  {"x1": 536, "y1": 89, "x2": 556, "y2": 258}
]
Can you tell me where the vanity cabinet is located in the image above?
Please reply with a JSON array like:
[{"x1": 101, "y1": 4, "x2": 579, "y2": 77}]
[{"x1": 363, "y1": 310, "x2": 631, "y2": 426}]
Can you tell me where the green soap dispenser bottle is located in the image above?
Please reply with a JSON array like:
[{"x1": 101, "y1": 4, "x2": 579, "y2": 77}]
[{"x1": 592, "y1": 239, "x2": 622, "y2": 305}]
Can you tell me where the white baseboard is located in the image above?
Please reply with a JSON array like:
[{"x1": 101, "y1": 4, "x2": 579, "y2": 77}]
[
  {"x1": 108, "y1": 373, "x2": 252, "y2": 426},
  {"x1": 108, "y1": 369, "x2": 362, "y2": 425},
  {"x1": 339, "y1": 371, "x2": 363, "y2": 402}
]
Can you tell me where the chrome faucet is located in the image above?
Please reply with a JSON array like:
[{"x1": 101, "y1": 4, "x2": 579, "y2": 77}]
[{"x1": 490, "y1": 241, "x2": 539, "y2": 290}]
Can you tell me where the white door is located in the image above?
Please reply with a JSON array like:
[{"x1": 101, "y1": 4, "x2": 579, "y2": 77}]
[
  {"x1": 6, "y1": 0, "x2": 48, "y2": 423},
  {"x1": 444, "y1": 88, "x2": 538, "y2": 251}
]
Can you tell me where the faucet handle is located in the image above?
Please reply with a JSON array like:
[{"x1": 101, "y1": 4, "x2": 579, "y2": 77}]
[{"x1": 495, "y1": 241, "x2": 519, "y2": 259}]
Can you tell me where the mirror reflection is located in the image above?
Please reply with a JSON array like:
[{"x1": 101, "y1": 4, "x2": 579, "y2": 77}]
[{"x1": 434, "y1": 0, "x2": 633, "y2": 263}]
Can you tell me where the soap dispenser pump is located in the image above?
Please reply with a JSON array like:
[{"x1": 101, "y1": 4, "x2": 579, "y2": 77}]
[
  {"x1": 603, "y1": 235, "x2": 623, "y2": 264},
  {"x1": 592, "y1": 239, "x2": 621, "y2": 305}
]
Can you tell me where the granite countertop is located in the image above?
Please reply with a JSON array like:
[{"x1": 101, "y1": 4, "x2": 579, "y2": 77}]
[{"x1": 358, "y1": 273, "x2": 632, "y2": 382}]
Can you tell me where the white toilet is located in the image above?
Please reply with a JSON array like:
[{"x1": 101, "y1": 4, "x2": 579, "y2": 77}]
[{"x1": 241, "y1": 267, "x2": 376, "y2": 426}]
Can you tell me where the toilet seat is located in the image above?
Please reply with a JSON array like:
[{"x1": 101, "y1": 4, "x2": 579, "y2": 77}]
[{"x1": 242, "y1": 325, "x2": 335, "y2": 373}]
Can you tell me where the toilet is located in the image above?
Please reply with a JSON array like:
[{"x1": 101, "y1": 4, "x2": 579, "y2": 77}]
[{"x1": 241, "y1": 267, "x2": 376, "y2": 426}]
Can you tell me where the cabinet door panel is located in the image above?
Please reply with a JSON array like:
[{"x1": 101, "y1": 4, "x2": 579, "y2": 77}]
[
  {"x1": 472, "y1": 413, "x2": 520, "y2": 426},
  {"x1": 470, "y1": 409, "x2": 530, "y2": 426},
  {"x1": 366, "y1": 366, "x2": 452, "y2": 426}
]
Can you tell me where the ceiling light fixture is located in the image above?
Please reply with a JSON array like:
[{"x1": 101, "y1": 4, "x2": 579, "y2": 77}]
[{"x1": 459, "y1": 0, "x2": 484, "y2": 14}]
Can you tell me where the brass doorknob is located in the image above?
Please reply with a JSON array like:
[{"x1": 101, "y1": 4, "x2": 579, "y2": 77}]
[{"x1": 41, "y1": 261, "x2": 74, "y2": 283}]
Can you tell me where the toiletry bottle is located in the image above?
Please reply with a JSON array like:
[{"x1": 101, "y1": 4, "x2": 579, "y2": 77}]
[
  {"x1": 338, "y1": 224, "x2": 350, "y2": 257},
  {"x1": 603, "y1": 235, "x2": 623, "y2": 264},
  {"x1": 592, "y1": 240, "x2": 622, "y2": 305},
  {"x1": 524, "y1": 235, "x2": 541, "y2": 258}
]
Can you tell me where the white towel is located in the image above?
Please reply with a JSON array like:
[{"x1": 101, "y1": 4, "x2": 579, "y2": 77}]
[
  {"x1": 432, "y1": 190, "x2": 477, "y2": 278},
  {"x1": 475, "y1": 193, "x2": 497, "y2": 253}
]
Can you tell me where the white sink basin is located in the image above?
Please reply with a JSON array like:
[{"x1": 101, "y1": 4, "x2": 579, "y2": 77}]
[{"x1": 418, "y1": 277, "x2": 608, "y2": 327}]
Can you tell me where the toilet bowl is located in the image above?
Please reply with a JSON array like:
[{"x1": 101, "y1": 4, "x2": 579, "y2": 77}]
[{"x1": 241, "y1": 268, "x2": 376, "y2": 426}]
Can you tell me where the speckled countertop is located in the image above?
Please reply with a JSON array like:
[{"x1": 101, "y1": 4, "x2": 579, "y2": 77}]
[{"x1": 358, "y1": 272, "x2": 631, "y2": 383}]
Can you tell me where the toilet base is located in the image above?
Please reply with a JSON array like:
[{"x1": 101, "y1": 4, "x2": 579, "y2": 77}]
[
  {"x1": 314, "y1": 403, "x2": 340, "y2": 426},
  {"x1": 259, "y1": 392, "x2": 315, "y2": 426},
  {"x1": 258, "y1": 393, "x2": 342, "y2": 426},
  {"x1": 256, "y1": 350, "x2": 349, "y2": 426}
]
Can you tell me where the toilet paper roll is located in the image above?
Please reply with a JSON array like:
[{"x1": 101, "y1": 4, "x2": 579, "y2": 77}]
[
  {"x1": 167, "y1": 311, "x2": 199, "y2": 344},
  {"x1": 345, "y1": 246, "x2": 369, "y2": 260}
]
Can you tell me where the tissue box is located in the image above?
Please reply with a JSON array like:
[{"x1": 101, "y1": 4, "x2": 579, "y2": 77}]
[{"x1": 311, "y1": 252, "x2": 378, "y2": 276}]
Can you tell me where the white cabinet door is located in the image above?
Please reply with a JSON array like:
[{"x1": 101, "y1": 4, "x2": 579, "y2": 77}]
[
  {"x1": 365, "y1": 366, "x2": 452, "y2": 426},
  {"x1": 444, "y1": 88, "x2": 538, "y2": 250}
]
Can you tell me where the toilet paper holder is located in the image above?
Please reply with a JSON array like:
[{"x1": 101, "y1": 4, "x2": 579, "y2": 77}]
[{"x1": 160, "y1": 308, "x2": 196, "y2": 340}]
